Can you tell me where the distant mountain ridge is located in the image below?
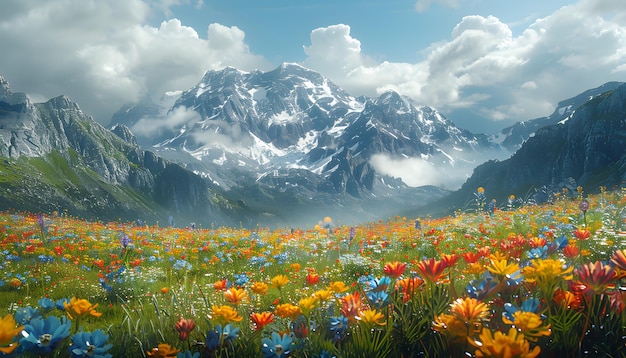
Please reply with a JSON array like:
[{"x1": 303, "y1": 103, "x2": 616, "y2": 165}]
[
  {"x1": 111, "y1": 63, "x2": 503, "y2": 200},
  {"x1": 0, "y1": 75, "x2": 242, "y2": 226},
  {"x1": 2, "y1": 63, "x2": 624, "y2": 227},
  {"x1": 430, "y1": 82, "x2": 626, "y2": 215}
]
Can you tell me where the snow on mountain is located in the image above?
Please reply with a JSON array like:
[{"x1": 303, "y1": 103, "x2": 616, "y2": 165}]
[{"x1": 110, "y1": 63, "x2": 506, "y2": 194}]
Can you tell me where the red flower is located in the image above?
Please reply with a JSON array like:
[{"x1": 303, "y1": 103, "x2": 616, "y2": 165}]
[
  {"x1": 305, "y1": 272, "x2": 320, "y2": 285},
  {"x1": 610, "y1": 249, "x2": 626, "y2": 270},
  {"x1": 250, "y1": 311, "x2": 274, "y2": 331},
  {"x1": 573, "y1": 229, "x2": 591, "y2": 240},
  {"x1": 462, "y1": 252, "x2": 481, "y2": 264},
  {"x1": 416, "y1": 258, "x2": 447, "y2": 283},
  {"x1": 563, "y1": 244, "x2": 580, "y2": 259},
  {"x1": 383, "y1": 261, "x2": 407, "y2": 278},
  {"x1": 440, "y1": 254, "x2": 459, "y2": 269},
  {"x1": 174, "y1": 318, "x2": 195, "y2": 340},
  {"x1": 575, "y1": 261, "x2": 615, "y2": 294}
]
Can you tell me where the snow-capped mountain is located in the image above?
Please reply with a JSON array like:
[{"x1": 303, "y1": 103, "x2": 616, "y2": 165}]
[{"x1": 111, "y1": 63, "x2": 505, "y2": 201}]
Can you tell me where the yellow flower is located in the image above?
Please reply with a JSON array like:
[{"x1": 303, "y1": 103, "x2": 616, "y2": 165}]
[
  {"x1": 270, "y1": 274, "x2": 290, "y2": 290},
  {"x1": 502, "y1": 311, "x2": 551, "y2": 342},
  {"x1": 211, "y1": 305, "x2": 242, "y2": 325},
  {"x1": 224, "y1": 287, "x2": 248, "y2": 305},
  {"x1": 0, "y1": 314, "x2": 23, "y2": 354},
  {"x1": 357, "y1": 308, "x2": 386, "y2": 327},
  {"x1": 274, "y1": 303, "x2": 301, "y2": 320},
  {"x1": 250, "y1": 282, "x2": 269, "y2": 295},
  {"x1": 471, "y1": 327, "x2": 541, "y2": 358},
  {"x1": 522, "y1": 259, "x2": 573, "y2": 295},
  {"x1": 298, "y1": 296, "x2": 319, "y2": 316},
  {"x1": 313, "y1": 289, "x2": 333, "y2": 302},
  {"x1": 63, "y1": 297, "x2": 103, "y2": 320},
  {"x1": 327, "y1": 281, "x2": 349, "y2": 293},
  {"x1": 146, "y1": 343, "x2": 180, "y2": 357},
  {"x1": 486, "y1": 259, "x2": 520, "y2": 279},
  {"x1": 463, "y1": 262, "x2": 485, "y2": 275},
  {"x1": 433, "y1": 297, "x2": 490, "y2": 343}
]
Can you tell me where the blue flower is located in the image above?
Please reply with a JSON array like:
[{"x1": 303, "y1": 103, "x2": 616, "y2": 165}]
[
  {"x1": 218, "y1": 323, "x2": 240, "y2": 343},
  {"x1": 465, "y1": 274, "x2": 498, "y2": 300},
  {"x1": 19, "y1": 316, "x2": 71, "y2": 356},
  {"x1": 503, "y1": 297, "x2": 540, "y2": 322},
  {"x1": 37, "y1": 298, "x2": 55, "y2": 312},
  {"x1": 362, "y1": 276, "x2": 390, "y2": 292},
  {"x1": 205, "y1": 324, "x2": 240, "y2": 351},
  {"x1": 56, "y1": 298, "x2": 70, "y2": 311},
  {"x1": 328, "y1": 315, "x2": 348, "y2": 342},
  {"x1": 366, "y1": 290, "x2": 389, "y2": 309},
  {"x1": 527, "y1": 246, "x2": 548, "y2": 259},
  {"x1": 177, "y1": 351, "x2": 200, "y2": 358},
  {"x1": 14, "y1": 306, "x2": 41, "y2": 325},
  {"x1": 261, "y1": 332, "x2": 292, "y2": 358},
  {"x1": 70, "y1": 329, "x2": 113, "y2": 358}
]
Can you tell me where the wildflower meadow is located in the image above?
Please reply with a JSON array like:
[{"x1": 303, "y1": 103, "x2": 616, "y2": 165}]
[{"x1": 0, "y1": 187, "x2": 625, "y2": 357}]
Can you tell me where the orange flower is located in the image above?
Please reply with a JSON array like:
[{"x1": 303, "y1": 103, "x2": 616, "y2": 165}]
[
  {"x1": 383, "y1": 261, "x2": 407, "y2": 278},
  {"x1": 160, "y1": 287, "x2": 169, "y2": 294},
  {"x1": 146, "y1": 343, "x2": 179, "y2": 358},
  {"x1": 250, "y1": 282, "x2": 269, "y2": 295},
  {"x1": 340, "y1": 291, "x2": 362, "y2": 322},
  {"x1": 213, "y1": 279, "x2": 229, "y2": 291},
  {"x1": 0, "y1": 314, "x2": 23, "y2": 354},
  {"x1": 274, "y1": 303, "x2": 301, "y2": 320},
  {"x1": 251, "y1": 311, "x2": 274, "y2": 330},
  {"x1": 395, "y1": 277, "x2": 424, "y2": 301},
  {"x1": 553, "y1": 288, "x2": 583, "y2": 311},
  {"x1": 471, "y1": 328, "x2": 541, "y2": 358},
  {"x1": 416, "y1": 258, "x2": 447, "y2": 283},
  {"x1": 64, "y1": 297, "x2": 103, "y2": 320},
  {"x1": 433, "y1": 297, "x2": 489, "y2": 343},
  {"x1": 224, "y1": 287, "x2": 248, "y2": 305},
  {"x1": 573, "y1": 228, "x2": 591, "y2": 240},
  {"x1": 562, "y1": 244, "x2": 579, "y2": 259}
]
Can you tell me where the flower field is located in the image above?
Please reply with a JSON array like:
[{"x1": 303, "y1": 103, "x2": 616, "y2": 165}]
[{"x1": 0, "y1": 187, "x2": 625, "y2": 357}]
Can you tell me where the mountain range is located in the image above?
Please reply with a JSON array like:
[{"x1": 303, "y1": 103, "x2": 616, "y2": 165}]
[{"x1": 1, "y1": 64, "x2": 625, "y2": 227}]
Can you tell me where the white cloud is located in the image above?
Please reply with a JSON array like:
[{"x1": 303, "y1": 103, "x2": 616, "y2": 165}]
[
  {"x1": 302, "y1": 0, "x2": 626, "y2": 131},
  {"x1": 131, "y1": 105, "x2": 199, "y2": 137},
  {"x1": 0, "y1": 0, "x2": 270, "y2": 124},
  {"x1": 369, "y1": 154, "x2": 466, "y2": 188}
]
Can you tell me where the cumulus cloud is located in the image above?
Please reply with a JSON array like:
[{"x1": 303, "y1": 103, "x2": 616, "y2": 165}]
[
  {"x1": 2, "y1": 0, "x2": 625, "y2": 135},
  {"x1": 131, "y1": 105, "x2": 199, "y2": 137},
  {"x1": 369, "y1": 154, "x2": 467, "y2": 188},
  {"x1": 302, "y1": 0, "x2": 626, "y2": 132},
  {"x1": 0, "y1": 0, "x2": 270, "y2": 124}
]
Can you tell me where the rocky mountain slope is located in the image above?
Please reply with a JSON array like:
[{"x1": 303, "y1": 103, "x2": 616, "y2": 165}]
[
  {"x1": 430, "y1": 83, "x2": 626, "y2": 215},
  {"x1": 110, "y1": 63, "x2": 505, "y2": 224},
  {"x1": 0, "y1": 75, "x2": 242, "y2": 226}
]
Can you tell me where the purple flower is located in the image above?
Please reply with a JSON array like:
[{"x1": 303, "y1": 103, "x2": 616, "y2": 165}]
[
  {"x1": 579, "y1": 199, "x2": 590, "y2": 213},
  {"x1": 120, "y1": 233, "x2": 131, "y2": 248}
]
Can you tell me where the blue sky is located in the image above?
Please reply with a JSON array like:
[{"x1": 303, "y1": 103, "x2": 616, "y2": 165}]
[
  {"x1": 163, "y1": 0, "x2": 569, "y2": 64},
  {"x1": 1, "y1": 0, "x2": 625, "y2": 133}
]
